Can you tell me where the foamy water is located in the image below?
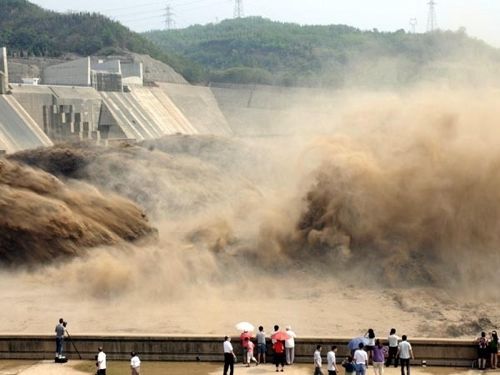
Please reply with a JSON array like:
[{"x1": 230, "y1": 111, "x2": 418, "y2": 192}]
[{"x1": 1, "y1": 88, "x2": 500, "y2": 338}]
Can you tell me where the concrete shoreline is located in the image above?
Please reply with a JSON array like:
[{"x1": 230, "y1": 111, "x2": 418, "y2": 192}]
[{"x1": 0, "y1": 335, "x2": 478, "y2": 367}]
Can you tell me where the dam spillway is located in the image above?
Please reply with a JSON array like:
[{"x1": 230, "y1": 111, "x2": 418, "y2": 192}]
[{"x1": 0, "y1": 81, "x2": 231, "y2": 152}]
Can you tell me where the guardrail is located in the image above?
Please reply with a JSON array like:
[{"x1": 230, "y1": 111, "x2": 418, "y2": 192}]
[{"x1": 0, "y1": 335, "x2": 478, "y2": 367}]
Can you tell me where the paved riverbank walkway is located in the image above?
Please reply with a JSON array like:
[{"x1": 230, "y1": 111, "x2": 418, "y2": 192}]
[{"x1": 0, "y1": 360, "x2": 489, "y2": 375}]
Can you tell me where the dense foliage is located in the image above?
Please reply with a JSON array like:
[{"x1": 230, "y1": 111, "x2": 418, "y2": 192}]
[
  {"x1": 0, "y1": 0, "x2": 204, "y2": 82},
  {"x1": 145, "y1": 17, "x2": 500, "y2": 87}
]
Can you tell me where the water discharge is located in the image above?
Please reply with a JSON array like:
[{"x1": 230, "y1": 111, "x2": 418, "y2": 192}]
[{"x1": 1, "y1": 87, "x2": 499, "y2": 338}]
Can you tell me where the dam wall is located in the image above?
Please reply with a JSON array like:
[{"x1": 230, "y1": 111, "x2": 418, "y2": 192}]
[
  {"x1": 0, "y1": 335, "x2": 478, "y2": 367},
  {"x1": 210, "y1": 83, "x2": 340, "y2": 136},
  {"x1": 160, "y1": 83, "x2": 232, "y2": 136},
  {"x1": 0, "y1": 95, "x2": 53, "y2": 153},
  {"x1": 0, "y1": 82, "x2": 232, "y2": 152},
  {"x1": 99, "y1": 85, "x2": 199, "y2": 141},
  {"x1": 43, "y1": 58, "x2": 91, "y2": 87}
]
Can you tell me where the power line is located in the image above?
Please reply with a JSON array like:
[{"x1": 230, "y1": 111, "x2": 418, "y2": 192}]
[
  {"x1": 117, "y1": 0, "x2": 231, "y2": 22},
  {"x1": 100, "y1": 0, "x2": 225, "y2": 13}
]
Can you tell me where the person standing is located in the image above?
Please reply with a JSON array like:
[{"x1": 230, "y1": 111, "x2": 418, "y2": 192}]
[
  {"x1": 365, "y1": 329, "x2": 376, "y2": 364},
  {"x1": 54, "y1": 318, "x2": 66, "y2": 359},
  {"x1": 130, "y1": 352, "x2": 141, "y2": 375},
  {"x1": 385, "y1": 328, "x2": 399, "y2": 367},
  {"x1": 274, "y1": 340, "x2": 286, "y2": 372},
  {"x1": 314, "y1": 345, "x2": 323, "y2": 375},
  {"x1": 354, "y1": 343, "x2": 368, "y2": 375},
  {"x1": 96, "y1": 347, "x2": 107, "y2": 375},
  {"x1": 397, "y1": 335, "x2": 414, "y2": 375},
  {"x1": 256, "y1": 326, "x2": 267, "y2": 364},
  {"x1": 245, "y1": 337, "x2": 258, "y2": 366},
  {"x1": 342, "y1": 356, "x2": 356, "y2": 375},
  {"x1": 223, "y1": 336, "x2": 236, "y2": 375},
  {"x1": 477, "y1": 331, "x2": 488, "y2": 370},
  {"x1": 327, "y1": 345, "x2": 338, "y2": 375},
  {"x1": 489, "y1": 331, "x2": 499, "y2": 369},
  {"x1": 240, "y1": 330, "x2": 252, "y2": 363},
  {"x1": 372, "y1": 339, "x2": 385, "y2": 375},
  {"x1": 285, "y1": 326, "x2": 296, "y2": 365},
  {"x1": 272, "y1": 325, "x2": 280, "y2": 344}
]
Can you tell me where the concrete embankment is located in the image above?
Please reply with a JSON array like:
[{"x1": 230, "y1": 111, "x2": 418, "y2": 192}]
[
  {"x1": 0, "y1": 335, "x2": 477, "y2": 367},
  {"x1": 0, "y1": 95, "x2": 52, "y2": 153}
]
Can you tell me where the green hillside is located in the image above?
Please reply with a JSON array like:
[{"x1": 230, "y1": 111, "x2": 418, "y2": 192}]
[
  {"x1": 145, "y1": 17, "x2": 500, "y2": 87},
  {"x1": 0, "y1": 0, "x2": 203, "y2": 82}
]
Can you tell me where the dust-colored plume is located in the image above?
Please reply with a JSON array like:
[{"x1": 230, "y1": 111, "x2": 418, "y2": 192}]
[{"x1": 0, "y1": 158, "x2": 156, "y2": 266}]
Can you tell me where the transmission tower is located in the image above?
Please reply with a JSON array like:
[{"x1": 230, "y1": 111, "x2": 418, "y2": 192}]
[
  {"x1": 234, "y1": 0, "x2": 244, "y2": 18},
  {"x1": 426, "y1": 0, "x2": 437, "y2": 32},
  {"x1": 165, "y1": 4, "x2": 175, "y2": 30},
  {"x1": 409, "y1": 18, "x2": 418, "y2": 34}
]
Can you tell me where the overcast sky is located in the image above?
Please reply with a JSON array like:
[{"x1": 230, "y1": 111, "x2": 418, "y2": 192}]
[{"x1": 30, "y1": 0, "x2": 500, "y2": 47}]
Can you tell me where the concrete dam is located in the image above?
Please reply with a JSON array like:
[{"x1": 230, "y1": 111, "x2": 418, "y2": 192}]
[
  {"x1": 0, "y1": 50, "x2": 231, "y2": 153},
  {"x1": 0, "y1": 47, "x2": 334, "y2": 153}
]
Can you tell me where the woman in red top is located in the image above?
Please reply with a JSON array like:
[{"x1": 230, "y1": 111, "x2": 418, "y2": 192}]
[{"x1": 274, "y1": 340, "x2": 286, "y2": 372}]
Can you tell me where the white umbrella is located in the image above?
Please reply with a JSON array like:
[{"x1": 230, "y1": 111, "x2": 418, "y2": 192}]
[{"x1": 235, "y1": 322, "x2": 255, "y2": 332}]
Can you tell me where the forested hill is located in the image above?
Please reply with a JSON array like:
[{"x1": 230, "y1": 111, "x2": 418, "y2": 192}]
[
  {"x1": 0, "y1": 0, "x2": 203, "y2": 82},
  {"x1": 145, "y1": 17, "x2": 500, "y2": 87}
]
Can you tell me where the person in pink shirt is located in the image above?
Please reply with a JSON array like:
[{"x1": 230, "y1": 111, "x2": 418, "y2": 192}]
[
  {"x1": 240, "y1": 331, "x2": 252, "y2": 363},
  {"x1": 245, "y1": 337, "x2": 258, "y2": 367}
]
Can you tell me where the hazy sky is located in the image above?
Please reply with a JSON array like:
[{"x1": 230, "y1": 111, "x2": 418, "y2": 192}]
[{"x1": 30, "y1": 0, "x2": 500, "y2": 47}]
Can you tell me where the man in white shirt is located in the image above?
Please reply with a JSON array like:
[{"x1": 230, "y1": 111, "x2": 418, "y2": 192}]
[
  {"x1": 285, "y1": 326, "x2": 297, "y2": 365},
  {"x1": 397, "y1": 335, "x2": 414, "y2": 375},
  {"x1": 386, "y1": 328, "x2": 400, "y2": 367},
  {"x1": 130, "y1": 351, "x2": 141, "y2": 375},
  {"x1": 96, "y1": 347, "x2": 106, "y2": 375},
  {"x1": 353, "y1": 343, "x2": 368, "y2": 375},
  {"x1": 223, "y1": 336, "x2": 236, "y2": 375},
  {"x1": 327, "y1": 345, "x2": 338, "y2": 375},
  {"x1": 314, "y1": 345, "x2": 323, "y2": 375}
]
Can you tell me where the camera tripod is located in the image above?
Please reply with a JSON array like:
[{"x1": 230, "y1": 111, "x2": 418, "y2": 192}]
[{"x1": 65, "y1": 328, "x2": 82, "y2": 359}]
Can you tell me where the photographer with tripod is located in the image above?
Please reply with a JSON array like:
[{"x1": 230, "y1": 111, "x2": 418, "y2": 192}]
[
  {"x1": 54, "y1": 318, "x2": 82, "y2": 363},
  {"x1": 55, "y1": 318, "x2": 66, "y2": 359}
]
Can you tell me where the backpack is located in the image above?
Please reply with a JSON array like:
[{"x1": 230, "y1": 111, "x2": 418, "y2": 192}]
[{"x1": 479, "y1": 337, "x2": 488, "y2": 349}]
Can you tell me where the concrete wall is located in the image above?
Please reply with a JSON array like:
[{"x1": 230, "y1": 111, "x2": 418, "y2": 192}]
[
  {"x1": 159, "y1": 82, "x2": 232, "y2": 136},
  {"x1": 0, "y1": 95, "x2": 53, "y2": 153},
  {"x1": 210, "y1": 83, "x2": 342, "y2": 136},
  {"x1": 99, "y1": 86, "x2": 200, "y2": 141},
  {"x1": 91, "y1": 60, "x2": 121, "y2": 74},
  {"x1": 0, "y1": 335, "x2": 478, "y2": 367},
  {"x1": 121, "y1": 62, "x2": 143, "y2": 85},
  {"x1": 43, "y1": 57, "x2": 91, "y2": 87},
  {"x1": 47, "y1": 86, "x2": 103, "y2": 140},
  {"x1": 0, "y1": 47, "x2": 8, "y2": 94},
  {"x1": 7, "y1": 61, "x2": 41, "y2": 84},
  {"x1": 91, "y1": 71, "x2": 123, "y2": 92},
  {"x1": 6, "y1": 80, "x2": 234, "y2": 147},
  {"x1": 11, "y1": 85, "x2": 103, "y2": 140},
  {"x1": 11, "y1": 85, "x2": 54, "y2": 130}
]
